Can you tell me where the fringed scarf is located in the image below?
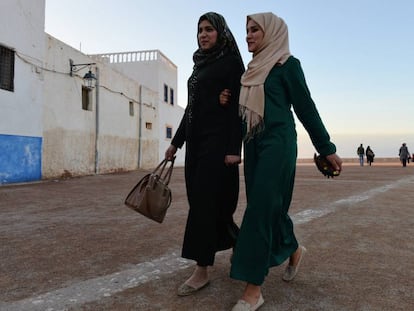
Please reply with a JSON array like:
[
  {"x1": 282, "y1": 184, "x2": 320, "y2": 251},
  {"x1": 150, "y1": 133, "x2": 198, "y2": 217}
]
[{"x1": 239, "y1": 12, "x2": 291, "y2": 140}]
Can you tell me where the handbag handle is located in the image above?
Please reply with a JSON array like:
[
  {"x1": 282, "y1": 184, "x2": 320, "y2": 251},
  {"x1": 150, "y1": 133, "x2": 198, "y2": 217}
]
[{"x1": 151, "y1": 157, "x2": 175, "y2": 185}]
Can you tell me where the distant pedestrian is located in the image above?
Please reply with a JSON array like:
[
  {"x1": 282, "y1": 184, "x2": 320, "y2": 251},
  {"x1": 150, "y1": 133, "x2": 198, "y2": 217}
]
[
  {"x1": 399, "y1": 143, "x2": 410, "y2": 167},
  {"x1": 366, "y1": 146, "x2": 375, "y2": 166},
  {"x1": 357, "y1": 143, "x2": 365, "y2": 166}
]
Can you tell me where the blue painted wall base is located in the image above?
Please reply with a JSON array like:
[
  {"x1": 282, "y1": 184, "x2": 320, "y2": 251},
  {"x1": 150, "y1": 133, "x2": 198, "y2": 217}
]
[{"x1": 0, "y1": 134, "x2": 42, "y2": 184}]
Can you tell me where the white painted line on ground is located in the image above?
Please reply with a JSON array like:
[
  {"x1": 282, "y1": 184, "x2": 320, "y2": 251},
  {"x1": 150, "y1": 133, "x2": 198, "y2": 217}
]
[
  {"x1": 292, "y1": 176, "x2": 414, "y2": 224},
  {"x1": 0, "y1": 253, "x2": 192, "y2": 311},
  {"x1": 3, "y1": 175, "x2": 413, "y2": 311}
]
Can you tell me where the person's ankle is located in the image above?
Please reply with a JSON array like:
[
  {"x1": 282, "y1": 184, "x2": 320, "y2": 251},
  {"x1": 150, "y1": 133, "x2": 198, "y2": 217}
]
[
  {"x1": 185, "y1": 266, "x2": 209, "y2": 287},
  {"x1": 194, "y1": 266, "x2": 208, "y2": 278},
  {"x1": 241, "y1": 284, "x2": 261, "y2": 305},
  {"x1": 289, "y1": 246, "x2": 302, "y2": 266}
]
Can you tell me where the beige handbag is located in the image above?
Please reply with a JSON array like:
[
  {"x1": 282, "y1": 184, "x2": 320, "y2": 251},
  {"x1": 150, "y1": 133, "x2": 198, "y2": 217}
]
[{"x1": 124, "y1": 158, "x2": 175, "y2": 223}]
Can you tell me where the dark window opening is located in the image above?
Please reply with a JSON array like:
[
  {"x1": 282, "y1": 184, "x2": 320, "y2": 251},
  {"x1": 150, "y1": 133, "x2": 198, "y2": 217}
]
[
  {"x1": 166, "y1": 126, "x2": 172, "y2": 139},
  {"x1": 129, "y1": 101, "x2": 134, "y2": 116},
  {"x1": 163, "y1": 84, "x2": 168, "y2": 103},
  {"x1": 0, "y1": 45, "x2": 15, "y2": 92},
  {"x1": 170, "y1": 88, "x2": 174, "y2": 105},
  {"x1": 82, "y1": 86, "x2": 92, "y2": 111}
]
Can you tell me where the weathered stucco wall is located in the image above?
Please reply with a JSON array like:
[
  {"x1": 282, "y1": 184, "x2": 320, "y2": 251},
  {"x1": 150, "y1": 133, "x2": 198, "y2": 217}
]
[
  {"x1": 0, "y1": 0, "x2": 46, "y2": 184},
  {"x1": 89, "y1": 51, "x2": 185, "y2": 167},
  {"x1": 1, "y1": 1, "x2": 181, "y2": 184},
  {"x1": 42, "y1": 36, "x2": 160, "y2": 179},
  {"x1": 139, "y1": 86, "x2": 159, "y2": 169}
]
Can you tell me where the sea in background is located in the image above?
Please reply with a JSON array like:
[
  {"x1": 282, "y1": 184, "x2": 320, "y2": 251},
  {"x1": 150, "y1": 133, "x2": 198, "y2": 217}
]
[{"x1": 297, "y1": 131, "x2": 414, "y2": 160}]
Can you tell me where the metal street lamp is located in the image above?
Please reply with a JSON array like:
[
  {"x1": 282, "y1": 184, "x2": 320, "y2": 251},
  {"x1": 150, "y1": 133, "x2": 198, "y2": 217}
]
[{"x1": 69, "y1": 59, "x2": 97, "y2": 89}]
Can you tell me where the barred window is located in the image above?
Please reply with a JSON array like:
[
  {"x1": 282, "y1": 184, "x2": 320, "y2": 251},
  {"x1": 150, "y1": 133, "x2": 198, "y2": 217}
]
[{"x1": 0, "y1": 45, "x2": 15, "y2": 92}]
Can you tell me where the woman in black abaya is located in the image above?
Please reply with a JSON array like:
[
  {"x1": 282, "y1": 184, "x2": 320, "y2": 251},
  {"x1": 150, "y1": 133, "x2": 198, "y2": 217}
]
[{"x1": 165, "y1": 12, "x2": 244, "y2": 296}]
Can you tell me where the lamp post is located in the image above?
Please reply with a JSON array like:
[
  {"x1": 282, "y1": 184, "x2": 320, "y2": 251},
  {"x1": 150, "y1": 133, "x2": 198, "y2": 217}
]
[
  {"x1": 69, "y1": 59, "x2": 97, "y2": 89},
  {"x1": 94, "y1": 67, "x2": 100, "y2": 174},
  {"x1": 69, "y1": 59, "x2": 100, "y2": 173}
]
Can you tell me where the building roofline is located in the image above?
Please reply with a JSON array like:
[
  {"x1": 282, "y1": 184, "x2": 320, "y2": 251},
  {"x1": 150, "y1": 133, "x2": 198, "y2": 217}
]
[{"x1": 88, "y1": 49, "x2": 177, "y2": 69}]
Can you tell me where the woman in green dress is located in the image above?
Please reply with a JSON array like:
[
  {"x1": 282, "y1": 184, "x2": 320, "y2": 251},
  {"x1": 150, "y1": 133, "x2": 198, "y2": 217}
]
[{"x1": 230, "y1": 13, "x2": 342, "y2": 311}]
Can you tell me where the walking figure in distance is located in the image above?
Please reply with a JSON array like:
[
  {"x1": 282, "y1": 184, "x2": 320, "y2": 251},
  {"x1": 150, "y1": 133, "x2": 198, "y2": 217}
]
[
  {"x1": 399, "y1": 143, "x2": 410, "y2": 167},
  {"x1": 357, "y1": 143, "x2": 365, "y2": 166},
  {"x1": 366, "y1": 146, "x2": 375, "y2": 166}
]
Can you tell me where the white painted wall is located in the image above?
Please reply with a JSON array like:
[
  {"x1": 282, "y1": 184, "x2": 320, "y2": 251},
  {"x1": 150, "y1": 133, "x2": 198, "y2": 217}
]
[
  {"x1": 90, "y1": 51, "x2": 185, "y2": 166},
  {"x1": 1, "y1": 1, "x2": 183, "y2": 183},
  {"x1": 0, "y1": 0, "x2": 45, "y2": 137},
  {"x1": 156, "y1": 55, "x2": 184, "y2": 166},
  {"x1": 42, "y1": 36, "x2": 160, "y2": 178},
  {"x1": 42, "y1": 36, "x2": 97, "y2": 177}
]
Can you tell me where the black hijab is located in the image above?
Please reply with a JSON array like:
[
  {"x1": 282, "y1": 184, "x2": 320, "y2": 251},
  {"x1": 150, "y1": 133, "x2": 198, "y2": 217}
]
[
  {"x1": 192, "y1": 12, "x2": 243, "y2": 69},
  {"x1": 185, "y1": 12, "x2": 244, "y2": 132}
]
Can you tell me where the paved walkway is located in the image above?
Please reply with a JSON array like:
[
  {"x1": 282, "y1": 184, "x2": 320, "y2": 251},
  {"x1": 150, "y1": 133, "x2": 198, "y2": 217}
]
[{"x1": 1, "y1": 162, "x2": 413, "y2": 310}]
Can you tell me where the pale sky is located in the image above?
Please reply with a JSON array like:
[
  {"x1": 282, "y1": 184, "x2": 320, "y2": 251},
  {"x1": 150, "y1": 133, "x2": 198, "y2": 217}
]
[{"x1": 45, "y1": 0, "x2": 414, "y2": 158}]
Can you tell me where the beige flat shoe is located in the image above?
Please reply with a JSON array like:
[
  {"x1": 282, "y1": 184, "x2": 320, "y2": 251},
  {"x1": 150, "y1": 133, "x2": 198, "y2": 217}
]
[
  {"x1": 177, "y1": 280, "x2": 210, "y2": 296},
  {"x1": 231, "y1": 294, "x2": 264, "y2": 311},
  {"x1": 282, "y1": 245, "x2": 307, "y2": 282}
]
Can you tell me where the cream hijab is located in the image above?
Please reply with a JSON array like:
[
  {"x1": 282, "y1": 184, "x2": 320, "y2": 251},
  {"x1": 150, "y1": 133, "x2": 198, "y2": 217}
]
[{"x1": 239, "y1": 12, "x2": 291, "y2": 139}]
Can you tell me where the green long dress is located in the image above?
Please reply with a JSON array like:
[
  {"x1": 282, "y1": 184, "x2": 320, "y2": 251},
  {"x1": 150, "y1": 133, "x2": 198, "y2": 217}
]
[{"x1": 230, "y1": 56, "x2": 336, "y2": 285}]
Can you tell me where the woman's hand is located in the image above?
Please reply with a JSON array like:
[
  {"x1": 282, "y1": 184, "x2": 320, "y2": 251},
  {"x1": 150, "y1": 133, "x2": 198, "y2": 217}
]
[
  {"x1": 165, "y1": 145, "x2": 177, "y2": 160},
  {"x1": 224, "y1": 155, "x2": 241, "y2": 166},
  {"x1": 325, "y1": 153, "x2": 343, "y2": 172},
  {"x1": 219, "y1": 89, "x2": 231, "y2": 106}
]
